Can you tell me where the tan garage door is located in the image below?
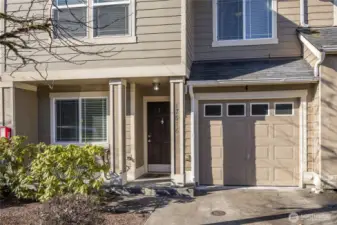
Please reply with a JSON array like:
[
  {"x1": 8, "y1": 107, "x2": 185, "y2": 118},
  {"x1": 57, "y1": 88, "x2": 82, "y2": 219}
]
[{"x1": 199, "y1": 99, "x2": 299, "y2": 186}]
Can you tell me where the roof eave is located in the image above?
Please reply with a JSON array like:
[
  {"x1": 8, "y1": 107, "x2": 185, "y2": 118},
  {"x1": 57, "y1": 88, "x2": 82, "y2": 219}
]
[{"x1": 187, "y1": 77, "x2": 318, "y2": 87}]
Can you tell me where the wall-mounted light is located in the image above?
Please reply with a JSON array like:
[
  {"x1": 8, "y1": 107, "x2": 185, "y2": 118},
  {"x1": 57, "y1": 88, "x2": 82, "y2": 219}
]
[{"x1": 153, "y1": 80, "x2": 160, "y2": 91}]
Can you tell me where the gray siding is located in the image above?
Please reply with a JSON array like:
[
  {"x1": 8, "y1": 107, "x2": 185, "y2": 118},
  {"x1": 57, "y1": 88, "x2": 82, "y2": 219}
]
[
  {"x1": 5, "y1": 0, "x2": 182, "y2": 72},
  {"x1": 194, "y1": 0, "x2": 303, "y2": 61},
  {"x1": 15, "y1": 88, "x2": 38, "y2": 143},
  {"x1": 186, "y1": 0, "x2": 194, "y2": 70}
]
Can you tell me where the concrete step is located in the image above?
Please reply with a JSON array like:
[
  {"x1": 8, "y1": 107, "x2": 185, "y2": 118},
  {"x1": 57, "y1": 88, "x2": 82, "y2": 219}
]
[{"x1": 105, "y1": 185, "x2": 196, "y2": 198}]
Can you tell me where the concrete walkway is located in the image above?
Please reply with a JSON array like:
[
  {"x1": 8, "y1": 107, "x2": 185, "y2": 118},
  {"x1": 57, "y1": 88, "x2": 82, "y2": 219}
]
[{"x1": 145, "y1": 188, "x2": 337, "y2": 225}]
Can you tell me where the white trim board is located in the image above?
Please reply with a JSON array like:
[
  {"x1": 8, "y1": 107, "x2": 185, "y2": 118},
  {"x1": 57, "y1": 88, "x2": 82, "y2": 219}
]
[
  {"x1": 127, "y1": 165, "x2": 145, "y2": 181},
  {"x1": 148, "y1": 164, "x2": 171, "y2": 173},
  {"x1": 192, "y1": 90, "x2": 308, "y2": 188},
  {"x1": 2, "y1": 64, "x2": 187, "y2": 82},
  {"x1": 143, "y1": 96, "x2": 170, "y2": 174}
]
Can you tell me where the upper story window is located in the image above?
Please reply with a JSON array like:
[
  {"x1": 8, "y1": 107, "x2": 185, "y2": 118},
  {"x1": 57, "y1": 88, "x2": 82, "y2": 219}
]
[
  {"x1": 212, "y1": 0, "x2": 278, "y2": 47},
  {"x1": 52, "y1": 0, "x2": 135, "y2": 42}
]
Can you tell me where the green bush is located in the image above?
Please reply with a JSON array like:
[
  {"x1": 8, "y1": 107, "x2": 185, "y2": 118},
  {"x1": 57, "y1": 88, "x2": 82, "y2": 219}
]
[
  {"x1": 39, "y1": 194, "x2": 105, "y2": 225},
  {"x1": 0, "y1": 136, "x2": 109, "y2": 202},
  {"x1": 0, "y1": 136, "x2": 40, "y2": 199}
]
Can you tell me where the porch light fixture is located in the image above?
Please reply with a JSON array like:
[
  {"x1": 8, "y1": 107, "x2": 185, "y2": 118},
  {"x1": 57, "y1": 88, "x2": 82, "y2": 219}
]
[{"x1": 153, "y1": 81, "x2": 160, "y2": 91}]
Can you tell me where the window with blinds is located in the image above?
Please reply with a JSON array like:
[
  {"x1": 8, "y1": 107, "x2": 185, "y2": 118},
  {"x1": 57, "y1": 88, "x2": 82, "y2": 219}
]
[
  {"x1": 55, "y1": 98, "x2": 107, "y2": 143},
  {"x1": 52, "y1": 0, "x2": 132, "y2": 38},
  {"x1": 217, "y1": 0, "x2": 273, "y2": 41}
]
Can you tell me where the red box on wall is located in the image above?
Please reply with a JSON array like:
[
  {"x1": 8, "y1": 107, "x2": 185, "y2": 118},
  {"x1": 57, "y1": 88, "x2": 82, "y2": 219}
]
[{"x1": 0, "y1": 127, "x2": 11, "y2": 138}]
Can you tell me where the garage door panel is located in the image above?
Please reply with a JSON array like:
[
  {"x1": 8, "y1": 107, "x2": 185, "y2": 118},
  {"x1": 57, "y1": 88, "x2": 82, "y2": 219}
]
[
  {"x1": 255, "y1": 124, "x2": 270, "y2": 137},
  {"x1": 255, "y1": 146, "x2": 270, "y2": 159},
  {"x1": 274, "y1": 146, "x2": 296, "y2": 159},
  {"x1": 199, "y1": 99, "x2": 299, "y2": 186}
]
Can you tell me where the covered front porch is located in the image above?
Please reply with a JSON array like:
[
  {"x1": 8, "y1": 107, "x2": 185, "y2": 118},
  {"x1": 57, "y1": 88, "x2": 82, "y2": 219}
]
[
  {"x1": 108, "y1": 77, "x2": 188, "y2": 186},
  {"x1": 0, "y1": 76, "x2": 191, "y2": 186}
]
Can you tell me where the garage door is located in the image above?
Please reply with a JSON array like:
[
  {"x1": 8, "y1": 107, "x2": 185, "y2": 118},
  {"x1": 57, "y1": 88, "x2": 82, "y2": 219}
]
[{"x1": 199, "y1": 99, "x2": 299, "y2": 186}]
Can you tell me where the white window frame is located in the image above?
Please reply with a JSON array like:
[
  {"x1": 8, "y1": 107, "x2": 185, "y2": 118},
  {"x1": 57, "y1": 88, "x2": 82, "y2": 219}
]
[
  {"x1": 250, "y1": 102, "x2": 270, "y2": 117},
  {"x1": 51, "y1": 0, "x2": 136, "y2": 44},
  {"x1": 274, "y1": 102, "x2": 294, "y2": 116},
  {"x1": 52, "y1": 0, "x2": 89, "y2": 38},
  {"x1": 226, "y1": 103, "x2": 246, "y2": 117},
  {"x1": 212, "y1": 0, "x2": 278, "y2": 47},
  {"x1": 50, "y1": 95, "x2": 109, "y2": 146},
  {"x1": 204, "y1": 103, "x2": 223, "y2": 117}
]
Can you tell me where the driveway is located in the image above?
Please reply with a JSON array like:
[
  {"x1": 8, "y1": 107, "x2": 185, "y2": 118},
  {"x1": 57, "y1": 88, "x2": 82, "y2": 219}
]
[{"x1": 145, "y1": 188, "x2": 337, "y2": 225}]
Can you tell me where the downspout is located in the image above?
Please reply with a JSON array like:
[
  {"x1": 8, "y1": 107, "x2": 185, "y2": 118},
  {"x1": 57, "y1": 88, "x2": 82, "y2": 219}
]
[
  {"x1": 314, "y1": 52, "x2": 326, "y2": 77},
  {"x1": 300, "y1": 0, "x2": 309, "y2": 27},
  {"x1": 188, "y1": 85, "x2": 196, "y2": 185}
]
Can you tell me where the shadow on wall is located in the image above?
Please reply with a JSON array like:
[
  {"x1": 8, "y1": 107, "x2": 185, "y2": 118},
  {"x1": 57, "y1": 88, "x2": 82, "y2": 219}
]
[
  {"x1": 320, "y1": 56, "x2": 337, "y2": 189},
  {"x1": 198, "y1": 100, "x2": 300, "y2": 187}
]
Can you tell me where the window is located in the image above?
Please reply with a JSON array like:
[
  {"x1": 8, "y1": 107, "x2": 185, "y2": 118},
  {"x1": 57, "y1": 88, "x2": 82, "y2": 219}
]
[
  {"x1": 52, "y1": 0, "x2": 134, "y2": 40},
  {"x1": 227, "y1": 103, "x2": 246, "y2": 117},
  {"x1": 53, "y1": 0, "x2": 88, "y2": 38},
  {"x1": 275, "y1": 103, "x2": 294, "y2": 116},
  {"x1": 54, "y1": 97, "x2": 107, "y2": 143},
  {"x1": 204, "y1": 104, "x2": 222, "y2": 117},
  {"x1": 213, "y1": 0, "x2": 277, "y2": 47},
  {"x1": 93, "y1": 0, "x2": 130, "y2": 37},
  {"x1": 251, "y1": 103, "x2": 269, "y2": 116}
]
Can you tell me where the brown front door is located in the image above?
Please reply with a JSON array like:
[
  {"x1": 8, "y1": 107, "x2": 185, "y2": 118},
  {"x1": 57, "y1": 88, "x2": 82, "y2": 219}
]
[{"x1": 147, "y1": 102, "x2": 170, "y2": 172}]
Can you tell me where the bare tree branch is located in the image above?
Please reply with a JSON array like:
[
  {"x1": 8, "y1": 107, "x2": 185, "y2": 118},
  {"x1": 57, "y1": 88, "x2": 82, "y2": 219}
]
[{"x1": 0, "y1": 0, "x2": 130, "y2": 82}]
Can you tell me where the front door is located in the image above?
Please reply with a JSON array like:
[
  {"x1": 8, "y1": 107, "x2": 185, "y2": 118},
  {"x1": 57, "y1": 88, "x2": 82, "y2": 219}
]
[{"x1": 147, "y1": 102, "x2": 170, "y2": 172}]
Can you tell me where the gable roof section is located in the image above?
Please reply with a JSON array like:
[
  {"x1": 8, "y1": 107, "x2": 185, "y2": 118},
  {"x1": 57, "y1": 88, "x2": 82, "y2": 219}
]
[
  {"x1": 298, "y1": 27, "x2": 337, "y2": 51},
  {"x1": 189, "y1": 57, "x2": 316, "y2": 83}
]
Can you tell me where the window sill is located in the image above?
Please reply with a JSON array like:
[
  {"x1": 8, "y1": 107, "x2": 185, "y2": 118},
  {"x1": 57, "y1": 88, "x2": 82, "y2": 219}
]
[
  {"x1": 91, "y1": 36, "x2": 137, "y2": 44},
  {"x1": 212, "y1": 38, "x2": 279, "y2": 47},
  {"x1": 53, "y1": 36, "x2": 137, "y2": 45},
  {"x1": 51, "y1": 142, "x2": 110, "y2": 149}
]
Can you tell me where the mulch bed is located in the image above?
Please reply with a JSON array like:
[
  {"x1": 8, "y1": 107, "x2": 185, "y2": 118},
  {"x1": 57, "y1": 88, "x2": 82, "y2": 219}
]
[{"x1": 0, "y1": 199, "x2": 150, "y2": 225}]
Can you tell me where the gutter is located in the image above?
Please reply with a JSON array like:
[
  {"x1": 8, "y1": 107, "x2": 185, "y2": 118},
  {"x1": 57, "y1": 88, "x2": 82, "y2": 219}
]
[
  {"x1": 188, "y1": 85, "x2": 196, "y2": 185},
  {"x1": 314, "y1": 52, "x2": 325, "y2": 77},
  {"x1": 187, "y1": 77, "x2": 318, "y2": 87}
]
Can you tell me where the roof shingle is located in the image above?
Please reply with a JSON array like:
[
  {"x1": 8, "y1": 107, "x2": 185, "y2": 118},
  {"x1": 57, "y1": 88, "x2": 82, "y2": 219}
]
[
  {"x1": 189, "y1": 57, "x2": 315, "y2": 82},
  {"x1": 298, "y1": 27, "x2": 337, "y2": 51}
]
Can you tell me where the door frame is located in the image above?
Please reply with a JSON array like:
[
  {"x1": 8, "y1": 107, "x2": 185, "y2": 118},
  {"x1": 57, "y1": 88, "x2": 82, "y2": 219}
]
[{"x1": 143, "y1": 96, "x2": 170, "y2": 173}]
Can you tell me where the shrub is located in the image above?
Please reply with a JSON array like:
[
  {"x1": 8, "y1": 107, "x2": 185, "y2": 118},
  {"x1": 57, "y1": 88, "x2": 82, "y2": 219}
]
[
  {"x1": 0, "y1": 136, "x2": 109, "y2": 201},
  {"x1": 39, "y1": 194, "x2": 105, "y2": 225},
  {"x1": 0, "y1": 136, "x2": 40, "y2": 199},
  {"x1": 28, "y1": 144, "x2": 109, "y2": 202}
]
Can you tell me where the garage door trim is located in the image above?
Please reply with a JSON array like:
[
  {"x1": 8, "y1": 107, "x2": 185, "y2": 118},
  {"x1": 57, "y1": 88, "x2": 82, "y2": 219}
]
[{"x1": 190, "y1": 90, "x2": 308, "y2": 188}]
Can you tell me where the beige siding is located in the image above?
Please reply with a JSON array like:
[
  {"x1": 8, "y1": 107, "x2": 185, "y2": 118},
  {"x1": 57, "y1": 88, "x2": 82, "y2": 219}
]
[
  {"x1": 307, "y1": 0, "x2": 334, "y2": 27},
  {"x1": 321, "y1": 56, "x2": 337, "y2": 188},
  {"x1": 194, "y1": 0, "x2": 302, "y2": 61},
  {"x1": 15, "y1": 88, "x2": 38, "y2": 143},
  {"x1": 303, "y1": 46, "x2": 317, "y2": 68},
  {"x1": 307, "y1": 83, "x2": 319, "y2": 173},
  {"x1": 5, "y1": 0, "x2": 182, "y2": 72}
]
